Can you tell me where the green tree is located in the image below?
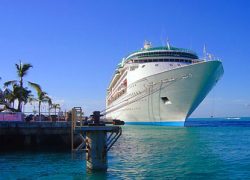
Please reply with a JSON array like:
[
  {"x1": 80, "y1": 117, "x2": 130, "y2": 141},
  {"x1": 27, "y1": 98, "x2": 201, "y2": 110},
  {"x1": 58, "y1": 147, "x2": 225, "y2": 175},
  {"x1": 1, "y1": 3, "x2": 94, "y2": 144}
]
[
  {"x1": 50, "y1": 103, "x2": 60, "y2": 115},
  {"x1": 3, "y1": 88, "x2": 16, "y2": 110},
  {"x1": 0, "y1": 86, "x2": 31, "y2": 112},
  {"x1": 29, "y1": 82, "x2": 51, "y2": 118},
  {"x1": 48, "y1": 98, "x2": 52, "y2": 116},
  {"x1": 4, "y1": 62, "x2": 34, "y2": 112}
]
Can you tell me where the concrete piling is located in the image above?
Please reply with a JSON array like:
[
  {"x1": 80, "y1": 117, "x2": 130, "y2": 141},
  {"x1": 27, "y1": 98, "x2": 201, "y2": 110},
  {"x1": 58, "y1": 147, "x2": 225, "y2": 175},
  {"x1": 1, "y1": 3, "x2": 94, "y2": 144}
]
[
  {"x1": 71, "y1": 108, "x2": 124, "y2": 172},
  {"x1": 86, "y1": 131, "x2": 107, "y2": 171}
]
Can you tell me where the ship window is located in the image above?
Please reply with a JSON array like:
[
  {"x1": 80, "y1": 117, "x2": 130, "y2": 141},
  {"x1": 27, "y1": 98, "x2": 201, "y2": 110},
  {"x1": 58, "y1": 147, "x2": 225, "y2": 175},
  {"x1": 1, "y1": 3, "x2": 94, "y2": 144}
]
[
  {"x1": 161, "y1": 97, "x2": 172, "y2": 105},
  {"x1": 142, "y1": 65, "x2": 145, "y2": 68},
  {"x1": 155, "y1": 64, "x2": 158, "y2": 66},
  {"x1": 170, "y1": 64, "x2": 173, "y2": 66}
]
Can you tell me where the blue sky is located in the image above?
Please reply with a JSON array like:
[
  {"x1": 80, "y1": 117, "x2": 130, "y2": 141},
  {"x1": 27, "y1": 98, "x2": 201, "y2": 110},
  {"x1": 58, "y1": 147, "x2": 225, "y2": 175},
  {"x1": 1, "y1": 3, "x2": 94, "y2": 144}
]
[{"x1": 0, "y1": 0, "x2": 249, "y2": 117}]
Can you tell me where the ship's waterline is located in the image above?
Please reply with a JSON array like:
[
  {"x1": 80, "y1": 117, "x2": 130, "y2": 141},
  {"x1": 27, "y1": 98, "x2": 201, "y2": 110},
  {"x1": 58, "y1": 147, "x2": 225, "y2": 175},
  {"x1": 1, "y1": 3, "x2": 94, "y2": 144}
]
[{"x1": 106, "y1": 42, "x2": 224, "y2": 124}]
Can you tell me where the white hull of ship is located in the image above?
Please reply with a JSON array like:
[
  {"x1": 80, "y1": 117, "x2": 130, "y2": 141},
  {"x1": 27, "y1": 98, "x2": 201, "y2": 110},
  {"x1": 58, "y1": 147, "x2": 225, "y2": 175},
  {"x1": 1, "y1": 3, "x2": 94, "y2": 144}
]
[{"x1": 106, "y1": 61, "x2": 224, "y2": 124}]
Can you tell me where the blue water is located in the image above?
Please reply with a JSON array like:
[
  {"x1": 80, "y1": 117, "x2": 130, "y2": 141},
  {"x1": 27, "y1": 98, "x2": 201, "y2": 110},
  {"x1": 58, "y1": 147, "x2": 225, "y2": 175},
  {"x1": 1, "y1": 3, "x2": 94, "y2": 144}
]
[{"x1": 1, "y1": 117, "x2": 250, "y2": 179}]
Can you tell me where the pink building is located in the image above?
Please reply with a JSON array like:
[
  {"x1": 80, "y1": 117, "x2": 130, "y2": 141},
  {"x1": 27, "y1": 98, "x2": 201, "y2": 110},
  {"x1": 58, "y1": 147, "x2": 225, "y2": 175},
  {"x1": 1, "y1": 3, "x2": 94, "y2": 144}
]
[{"x1": 0, "y1": 112, "x2": 24, "y2": 121}]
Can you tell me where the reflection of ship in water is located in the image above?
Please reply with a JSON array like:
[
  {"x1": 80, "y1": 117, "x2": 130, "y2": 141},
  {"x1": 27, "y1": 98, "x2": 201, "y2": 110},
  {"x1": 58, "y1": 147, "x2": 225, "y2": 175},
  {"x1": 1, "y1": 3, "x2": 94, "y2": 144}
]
[{"x1": 106, "y1": 41, "x2": 224, "y2": 125}]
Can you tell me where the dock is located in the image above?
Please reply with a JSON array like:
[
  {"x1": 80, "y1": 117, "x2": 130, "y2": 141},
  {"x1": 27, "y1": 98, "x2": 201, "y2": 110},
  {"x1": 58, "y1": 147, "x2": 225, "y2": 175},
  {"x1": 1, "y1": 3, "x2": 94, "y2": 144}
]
[
  {"x1": 0, "y1": 121, "x2": 71, "y2": 150},
  {"x1": 0, "y1": 108, "x2": 124, "y2": 171}
]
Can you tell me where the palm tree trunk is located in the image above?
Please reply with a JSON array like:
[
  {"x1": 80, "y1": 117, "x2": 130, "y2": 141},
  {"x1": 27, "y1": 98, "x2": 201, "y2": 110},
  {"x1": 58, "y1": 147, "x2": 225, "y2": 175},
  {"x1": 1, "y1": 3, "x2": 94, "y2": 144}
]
[
  {"x1": 17, "y1": 99, "x2": 22, "y2": 112},
  {"x1": 20, "y1": 77, "x2": 23, "y2": 88},
  {"x1": 48, "y1": 105, "x2": 51, "y2": 121},
  {"x1": 39, "y1": 101, "x2": 41, "y2": 121}
]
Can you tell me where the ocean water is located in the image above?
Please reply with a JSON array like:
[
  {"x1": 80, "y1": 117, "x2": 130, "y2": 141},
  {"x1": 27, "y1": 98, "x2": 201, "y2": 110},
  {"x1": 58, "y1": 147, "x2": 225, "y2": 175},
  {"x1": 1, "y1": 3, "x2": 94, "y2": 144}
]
[{"x1": 1, "y1": 117, "x2": 250, "y2": 179}]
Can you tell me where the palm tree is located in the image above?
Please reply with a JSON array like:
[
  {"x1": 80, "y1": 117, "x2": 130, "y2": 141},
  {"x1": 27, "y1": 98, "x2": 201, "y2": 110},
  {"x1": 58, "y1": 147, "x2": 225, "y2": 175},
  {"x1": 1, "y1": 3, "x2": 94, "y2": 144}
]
[
  {"x1": 50, "y1": 103, "x2": 60, "y2": 115},
  {"x1": 49, "y1": 103, "x2": 60, "y2": 121},
  {"x1": 48, "y1": 98, "x2": 52, "y2": 116},
  {"x1": 29, "y1": 82, "x2": 51, "y2": 119},
  {"x1": 4, "y1": 62, "x2": 33, "y2": 112},
  {"x1": 0, "y1": 86, "x2": 29, "y2": 112}
]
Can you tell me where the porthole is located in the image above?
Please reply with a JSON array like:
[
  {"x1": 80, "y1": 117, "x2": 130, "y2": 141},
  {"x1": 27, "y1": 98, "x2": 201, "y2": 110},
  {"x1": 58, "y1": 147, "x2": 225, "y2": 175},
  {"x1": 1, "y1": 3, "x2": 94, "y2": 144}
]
[{"x1": 161, "y1": 97, "x2": 172, "y2": 105}]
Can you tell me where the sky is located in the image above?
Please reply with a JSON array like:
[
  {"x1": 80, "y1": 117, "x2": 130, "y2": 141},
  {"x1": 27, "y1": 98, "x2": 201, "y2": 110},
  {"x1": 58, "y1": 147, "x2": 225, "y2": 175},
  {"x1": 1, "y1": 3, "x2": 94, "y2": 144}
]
[{"x1": 0, "y1": 0, "x2": 249, "y2": 117}]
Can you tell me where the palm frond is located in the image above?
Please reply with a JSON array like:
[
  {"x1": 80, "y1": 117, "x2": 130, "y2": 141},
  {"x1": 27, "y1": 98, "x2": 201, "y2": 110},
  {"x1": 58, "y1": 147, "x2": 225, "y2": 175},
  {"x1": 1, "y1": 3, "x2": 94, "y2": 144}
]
[
  {"x1": 41, "y1": 91, "x2": 48, "y2": 96},
  {"x1": 4, "y1": 80, "x2": 18, "y2": 87},
  {"x1": 48, "y1": 98, "x2": 52, "y2": 106},
  {"x1": 15, "y1": 63, "x2": 20, "y2": 71},
  {"x1": 16, "y1": 63, "x2": 33, "y2": 77},
  {"x1": 21, "y1": 63, "x2": 33, "y2": 76},
  {"x1": 28, "y1": 81, "x2": 42, "y2": 94}
]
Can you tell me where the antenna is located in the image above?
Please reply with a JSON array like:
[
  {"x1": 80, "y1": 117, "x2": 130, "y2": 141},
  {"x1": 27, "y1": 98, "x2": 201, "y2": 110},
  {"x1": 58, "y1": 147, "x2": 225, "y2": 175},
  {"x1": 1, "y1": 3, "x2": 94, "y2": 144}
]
[
  {"x1": 166, "y1": 38, "x2": 170, "y2": 49},
  {"x1": 203, "y1": 44, "x2": 207, "y2": 60}
]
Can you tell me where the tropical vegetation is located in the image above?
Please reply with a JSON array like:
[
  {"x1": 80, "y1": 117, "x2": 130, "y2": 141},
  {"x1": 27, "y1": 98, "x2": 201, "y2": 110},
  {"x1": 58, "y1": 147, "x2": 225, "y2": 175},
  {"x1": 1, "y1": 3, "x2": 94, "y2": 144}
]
[
  {"x1": 29, "y1": 82, "x2": 52, "y2": 118},
  {"x1": 50, "y1": 103, "x2": 61, "y2": 115},
  {"x1": 3, "y1": 62, "x2": 34, "y2": 112},
  {"x1": 0, "y1": 62, "x2": 60, "y2": 117}
]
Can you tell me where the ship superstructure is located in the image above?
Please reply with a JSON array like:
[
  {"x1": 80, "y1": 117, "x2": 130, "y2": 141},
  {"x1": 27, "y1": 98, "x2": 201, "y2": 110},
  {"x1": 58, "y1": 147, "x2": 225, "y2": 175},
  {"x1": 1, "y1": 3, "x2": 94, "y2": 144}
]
[{"x1": 105, "y1": 41, "x2": 224, "y2": 125}]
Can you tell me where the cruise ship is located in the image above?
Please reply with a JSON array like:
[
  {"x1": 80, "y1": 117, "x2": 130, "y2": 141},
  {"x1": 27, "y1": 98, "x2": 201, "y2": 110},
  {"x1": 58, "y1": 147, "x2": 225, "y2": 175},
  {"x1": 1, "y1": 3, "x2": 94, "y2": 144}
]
[{"x1": 105, "y1": 41, "x2": 224, "y2": 125}]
